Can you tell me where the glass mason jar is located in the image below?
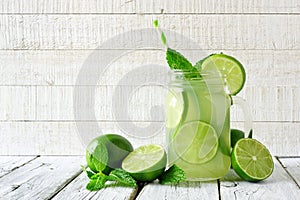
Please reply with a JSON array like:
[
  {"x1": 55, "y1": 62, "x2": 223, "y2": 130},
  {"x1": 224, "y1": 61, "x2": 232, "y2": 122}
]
[{"x1": 166, "y1": 71, "x2": 252, "y2": 181}]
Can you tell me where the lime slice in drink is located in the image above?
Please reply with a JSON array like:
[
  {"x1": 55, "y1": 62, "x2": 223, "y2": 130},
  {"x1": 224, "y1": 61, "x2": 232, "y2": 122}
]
[
  {"x1": 165, "y1": 90, "x2": 184, "y2": 129},
  {"x1": 173, "y1": 121, "x2": 218, "y2": 164},
  {"x1": 231, "y1": 138, "x2": 274, "y2": 182},
  {"x1": 122, "y1": 144, "x2": 167, "y2": 182},
  {"x1": 201, "y1": 54, "x2": 246, "y2": 95}
]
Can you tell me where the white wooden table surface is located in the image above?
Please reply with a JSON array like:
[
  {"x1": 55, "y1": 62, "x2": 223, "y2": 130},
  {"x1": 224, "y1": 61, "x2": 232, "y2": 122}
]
[{"x1": 0, "y1": 156, "x2": 299, "y2": 200}]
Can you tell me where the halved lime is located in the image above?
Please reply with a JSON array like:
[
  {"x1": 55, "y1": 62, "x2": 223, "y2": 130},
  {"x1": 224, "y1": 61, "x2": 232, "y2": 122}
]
[
  {"x1": 231, "y1": 138, "x2": 274, "y2": 182},
  {"x1": 173, "y1": 121, "x2": 218, "y2": 164},
  {"x1": 201, "y1": 54, "x2": 246, "y2": 95},
  {"x1": 122, "y1": 144, "x2": 167, "y2": 182},
  {"x1": 165, "y1": 90, "x2": 184, "y2": 129}
]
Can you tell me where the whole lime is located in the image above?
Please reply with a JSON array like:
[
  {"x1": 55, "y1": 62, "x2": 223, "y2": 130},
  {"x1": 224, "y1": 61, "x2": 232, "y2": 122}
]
[
  {"x1": 231, "y1": 129, "x2": 245, "y2": 148},
  {"x1": 86, "y1": 134, "x2": 133, "y2": 175}
]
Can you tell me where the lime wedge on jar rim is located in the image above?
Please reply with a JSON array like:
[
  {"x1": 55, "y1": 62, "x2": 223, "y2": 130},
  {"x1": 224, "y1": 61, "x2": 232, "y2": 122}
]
[{"x1": 200, "y1": 54, "x2": 246, "y2": 95}]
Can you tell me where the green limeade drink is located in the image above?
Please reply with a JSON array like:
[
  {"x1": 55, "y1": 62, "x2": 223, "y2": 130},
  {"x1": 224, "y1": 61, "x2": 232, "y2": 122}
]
[{"x1": 166, "y1": 71, "x2": 231, "y2": 181}]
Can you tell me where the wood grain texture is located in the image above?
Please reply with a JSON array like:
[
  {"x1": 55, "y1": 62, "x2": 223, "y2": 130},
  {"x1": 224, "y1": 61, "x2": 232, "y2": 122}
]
[
  {"x1": 0, "y1": 156, "x2": 36, "y2": 177},
  {"x1": 279, "y1": 158, "x2": 300, "y2": 187},
  {"x1": 36, "y1": 85, "x2": 167, "y2": 121},
  {"x1": 0, "y1": 122, "x2": 299, "y2": 156},
  {"x1": 52, "y1": 172, "x2": 137, "y2": 200},
  {"x1": 0, "y1": 0, "x2": 135, "y2": 14},
  {"x1": 0, "y1": 122, "x2": 85, "y2": 155},
  {"x1": 0, "y1": 15, "x2": 299, "y2": 50},
  {"x1": 136, "y1": 0, "x2": 300, "y2": 14},
  {"x1": 0, "y1": 156, "x2": 84, "y2": 200},
  {"x1": 1, "y1": 0, "x2": 299, "y2": 14},
  {"x1": 0, "y1": 86, "x2": 36, "y2": 120},
  {"x1": 136, "y1": 180, "x2": 218, "y2": 200},
  {"x1": 220, "y1": 159, "x2": 300, "y2": 200}
]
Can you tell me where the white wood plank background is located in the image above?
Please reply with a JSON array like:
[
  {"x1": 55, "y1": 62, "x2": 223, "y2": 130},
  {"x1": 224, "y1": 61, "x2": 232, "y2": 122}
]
[
  {"x1": 0, "y1": 15, "x2": 299, "y2": 50},
  {"x1": 1, "y1": 0, "x2": 300, "y2": 14},
  {"x1": 0, "y1": 1, "x2": 299, "y2": 156}
]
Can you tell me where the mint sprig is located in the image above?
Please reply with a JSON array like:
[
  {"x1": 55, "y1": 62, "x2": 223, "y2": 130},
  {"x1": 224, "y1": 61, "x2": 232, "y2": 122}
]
[
  {"x1": 154, "y1": 20, "x2": 200, "y2": 79},
  {"x1": 159, "y1": 165, "x2": 186, "y2": 185},
  {"x1": 107, "y1": 168, "x2": 137, "y2": 187},
  {"x1": 82, "y1": 167, "x2": 137, "y2": 191},
  {"x1": 86, "y1": 173, "x2": 107, "y2": 191}
]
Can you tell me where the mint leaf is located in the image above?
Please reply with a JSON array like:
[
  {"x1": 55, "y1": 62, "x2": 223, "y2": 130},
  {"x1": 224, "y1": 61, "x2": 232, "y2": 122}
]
[
  {"x1": 166, "y1": 48, "x2": 193, "y2": 71},
  {"x1": 81, "y1": 165, "x2": 95, "y2": 179},
  {"x1": 159, "y1": 165, "x2": 186, "y2": 185},
  {"x1": 107, "y1": 169, "x2": 137, "y2": 188},
  {"x1": 86, "y1": 173, "x2": 107, "y2": 191}
]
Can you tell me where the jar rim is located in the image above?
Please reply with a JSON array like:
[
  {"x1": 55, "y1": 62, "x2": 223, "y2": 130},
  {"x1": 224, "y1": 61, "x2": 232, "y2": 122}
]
[
  {"x1": 168, "y1": 69, "x2": 225, "y2": 80},
  {"x1": 168, "y1": 69, "x2": 230, "y2": 93}
]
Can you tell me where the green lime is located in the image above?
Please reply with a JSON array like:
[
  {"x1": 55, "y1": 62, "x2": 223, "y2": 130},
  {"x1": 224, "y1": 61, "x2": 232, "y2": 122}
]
[
  {"x1": 231, "y1": 138, "x2": 274, "y2": 182},
  {"x1": 173, "y1": 121, "x2": 218, "y2": 164},
  {"x1": 230, "y1": 129, "x2": 245, "y2": 148},
  {"x1": 122, "y1": 144, "x2": 167, "y2": 182},
  {"x1": 201, "y1": 54, "x2": 246, "y2": 95},
  {"x1": 165, "y1": 90, "x2": 183, "y2": 129},
  {"x1": 86, "y1": 134, "x2": 133, "y2": 175}
]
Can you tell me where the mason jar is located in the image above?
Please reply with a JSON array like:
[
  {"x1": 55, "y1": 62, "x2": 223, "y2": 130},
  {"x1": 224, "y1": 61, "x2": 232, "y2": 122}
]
[{"x1": 166, "y1": 70, "x2": 252, "y2": 181}]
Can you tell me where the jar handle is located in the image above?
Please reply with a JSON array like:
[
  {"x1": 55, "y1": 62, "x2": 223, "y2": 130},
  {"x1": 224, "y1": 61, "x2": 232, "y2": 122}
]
[{"x1": 231, "y1": 96, "x2": 253, "y2": 138}]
